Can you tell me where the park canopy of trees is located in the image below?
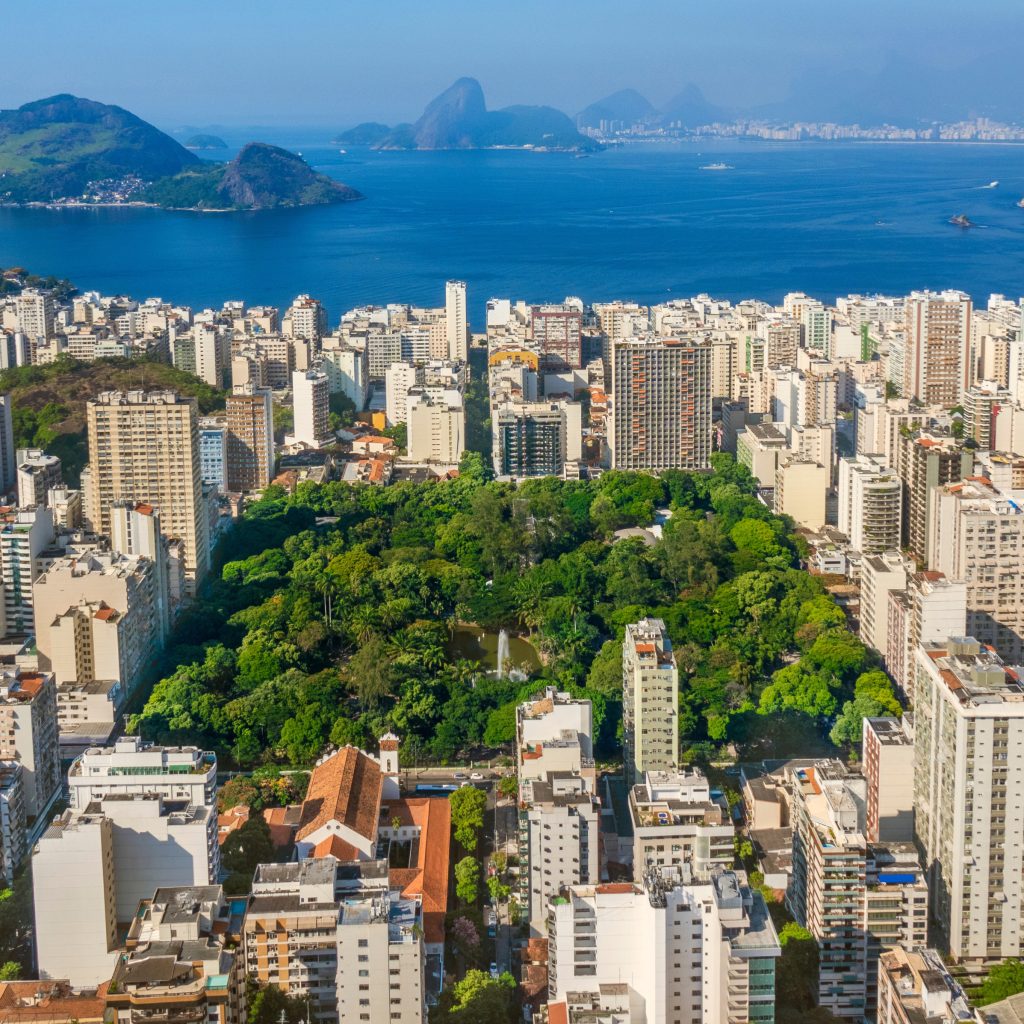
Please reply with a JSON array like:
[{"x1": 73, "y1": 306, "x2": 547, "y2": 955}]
[{"x1": 130, "y1": 455, "x2": 892, "y2": 769}]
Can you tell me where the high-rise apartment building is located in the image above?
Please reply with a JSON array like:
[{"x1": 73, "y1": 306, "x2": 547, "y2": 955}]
[
  {"x1": 930, "y1": 477, "x2": 1024, "y2": 662},
  {"x1": 445, "y1": 280, "x2": 468, "y2": 362},
  {"x1": 14, "y1": 289, "x2": 55, "y2": 347},
  {"x1": 406, "y1": 390, "x2": 465, "y2": 464},
  {"x1": 290, "y1": 368, "x2": 331, "y2": 448},
  {"x1": 963, "y1": 380, "x2": 1016, "y2": 449},
  {"x1": 0, "y1": 762, "x2": 25, "y2": 886},
  {"x1": 609, "y1": 338, "x2": 712, "y2": 471},
  {"x1": 860, "y1": 550, "x2": 911, "y2": 656},
  {"x1": 547, "y1": 869, "x2": 781, "y2": 1024},
  {"x1": 837, "y1": 454, "x2": 902, "y2": 554},
  {"x1": 628, "y1": 768, "x2": 734, "y2": 882},
  {"x1": 913, "y1": 637, "x2": 1024, "y2": 961},
  {"x1": 773, "y1": 456, "x2": 828, "y2": 530},
  {"x1": 520, "y1": 773, "x2": 599, "y2": 934},
  {"x1": 84, "y1": 390, "x2": 209, "y2": 593},
  {"x1": 896, "y1": 430, "x2": 972, "y2": 564},
  {"x1": 34, "y1": 548, "x2": 167, "y2": 695},
  {"x1": 623, "y1": 618, "x2": 679, "y2": 785},
  {"x1": 0, "y1": 669, "x2": 60, "y2": 822},
  {"x1": 531, "y1": 304, "x2": 582, "y2": 370},
  {"x1": 284, "y1": 294, "x2": 327, "y2": 349},
  {"x1": 492, "y1": 401, "x2": 581, "y2": 479},
  {"x1": 198, "y1": 417, "x2": 228, "y2": 491},
  {"x1": 0, "y1": 397, "x2": 14, "y2": 496},
  {"x1": 902, "y1": 290, "x2": 972, "y2": 407},
  {"x1": 0, "y1": 505, "x2": 53, "y2": 636},
  {"x1": 15, "y1": 449, "x2": 61, "y2": 508},
  {"x1": 226, "y1": 384, "x2": 275, "y2": 492},
  {"x1": 788, "y1": 760, "x2": 928, "y2": 1018},
  {"x1": 33, "y1": 810, "x2": 118, "y2": 987},
  {"x1": 862, "y1": 717, "x2": 915, "y2": 843}
]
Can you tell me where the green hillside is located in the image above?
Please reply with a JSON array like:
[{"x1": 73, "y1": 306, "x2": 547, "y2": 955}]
[{"x1": 1, "y1": 357, "x2": 225, "y2": 484}]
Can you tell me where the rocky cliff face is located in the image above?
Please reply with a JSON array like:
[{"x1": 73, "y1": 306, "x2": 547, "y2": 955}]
[{"x1": 374, "y1": 78, "x2": 599, "y2": 151}]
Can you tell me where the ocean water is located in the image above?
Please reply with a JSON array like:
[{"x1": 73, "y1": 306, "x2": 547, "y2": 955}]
[{"x1": 1, "y1": 140, "x2": 1023, "y2": 319}]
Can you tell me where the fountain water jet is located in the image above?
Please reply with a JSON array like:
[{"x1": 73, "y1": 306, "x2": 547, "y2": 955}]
[{"x1": 496, "y1": 629, "x2": 510, "y2": 677}]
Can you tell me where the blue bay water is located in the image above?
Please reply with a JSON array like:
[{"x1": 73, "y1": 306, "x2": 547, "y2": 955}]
[{"x1": 1, "y1": 140, "x2": 1023, "y2": 320}]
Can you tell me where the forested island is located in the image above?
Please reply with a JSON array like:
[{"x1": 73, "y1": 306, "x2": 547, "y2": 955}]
[{"x1": 131, "y1": 456, "x2": 897, "y2": 769}]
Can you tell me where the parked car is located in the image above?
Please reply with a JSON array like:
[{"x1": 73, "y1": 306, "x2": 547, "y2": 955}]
[
  {"x1": 453, "y1": 772, "x2": 467, "y2": 779},
  {"x1": 470, "y1": 771, "x2": 484, "y2": 780}
]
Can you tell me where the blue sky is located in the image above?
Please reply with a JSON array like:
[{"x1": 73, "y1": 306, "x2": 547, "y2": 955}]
[{"x1": 1, "y1": 0, "x2": 1020, "y2": 127}]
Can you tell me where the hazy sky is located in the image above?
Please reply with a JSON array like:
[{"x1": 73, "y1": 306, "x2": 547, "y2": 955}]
[{"x1": 1, "y1": 0, "x2": 1020, "y2": 127}]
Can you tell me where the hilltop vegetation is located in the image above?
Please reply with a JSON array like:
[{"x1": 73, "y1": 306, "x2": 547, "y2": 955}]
[
  {"x1": 0, "y1": 94, "x2": 198, "y2": 201},
  {"x1": 131, "y1": 457, "x2": 895, "y2": 769},
  {"x1": 0, "y1": 357, "x2": 224, "y2": 484},
  {"x1": 0, "y1": 96, "x2": 362, "y2": 210},
  {"x1": 142, "y1": 143, "x2": 363, "y2": 210}
]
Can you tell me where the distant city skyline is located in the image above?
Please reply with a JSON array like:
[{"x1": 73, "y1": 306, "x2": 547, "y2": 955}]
[{"x1": 2, "y1": 0, "x2": 1023, "y2": 127}]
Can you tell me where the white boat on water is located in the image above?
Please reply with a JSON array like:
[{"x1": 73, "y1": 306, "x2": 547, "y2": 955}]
[
  {"x1": 700, "y1": 162, "x2": 733, "y2": 171},
  {"x1": 983, "y1": 180, "x2": 999, "y2": 188}
]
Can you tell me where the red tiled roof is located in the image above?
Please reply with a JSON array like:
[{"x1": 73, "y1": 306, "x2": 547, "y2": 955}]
[
  {"x1": 547, "y1": 1003, "x2": 568, "y2": 1024},
  {"x1": 296, "y1": 747, "x2": 383, "y2": 843},
  {"x1": 312, "y1": 835, "x2": 362, "y2": 862},
  {"x1": 385, "y1": 797, "x2": 451, "y2": 945},
  {"x1": 262, "y1": 806, "x2": 297, "y2": 849}
]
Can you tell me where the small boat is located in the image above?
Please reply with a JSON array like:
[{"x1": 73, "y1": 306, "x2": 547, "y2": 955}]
[
  {"x1": 338, "y1": 148, "x2": 347, "y2": 155},
  {"x1": 1017, "y1": 198, "x2": 1024, "y2": 208},
  {"x1": 983, "y1": 180, "x2": 999, "y2": 188},
  {"x1": 949, "y1": 213, "x2": 974, "y2": 228},
  {"x1": 700, "y1": 162, "x2": 733, "y2": 170}
]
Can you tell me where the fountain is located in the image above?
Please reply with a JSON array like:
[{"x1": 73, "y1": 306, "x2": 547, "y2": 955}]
[{"x1": 496, "y1": 629, "x2": 510, "y2": 678}]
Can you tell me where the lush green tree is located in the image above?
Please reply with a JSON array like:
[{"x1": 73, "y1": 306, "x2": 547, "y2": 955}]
[
  {"x1": 775, "y1": 922, "x2": 819, "y2": 1011},
  {"x1": 487, "y1": 875, "x2": 511, "y2": 902},
  {"x1": 976, "y1": 959, "x2": 1024, "y2": 1006},
  {"x1": 217, "y1": 775, "x2": 259, "y2": 811},
  {"x1": 483, "y1": 703, "x2": 517, "y2": 746},
  {"x1": 222, "y1": 813, "x2": 275, "y2": 893},
  {"x1": 0, "y1": 961, "x2": 19, "y2": 980},
  {"x1": 433, "y1": 969, "x2": 517, "y2": 1024},
  {"x1": 455, "y1": 856, "x2": 480, "y2": 905},
  {"x1": 830, "y1": 670, "x2": 902, "y2": 747},
  {"x1": 247, "y1": 981, "x2": 308, "y2": 1024},
  {"x1": 449, "y1": 786, "x2": 488, "y2": 853},
  {"x1": 497, "y1": 776, "x2": 518, "y2": 800},
  {"x1": 758, "y1": 664, "x2": 838, "y2": 720}
]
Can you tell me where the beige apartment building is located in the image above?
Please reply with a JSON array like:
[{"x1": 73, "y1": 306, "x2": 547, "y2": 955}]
[
  {"x1": 226, "y1": 383, "x2": 275, "y2": 492},
  {"x1": 622, "y1": 618, "x2": 679, "y2": 785},
  {"x1": 0, "y1": 669, "x2": 60, "y2": 821},
  {"x1": 913, "y1": 637, "x2": 1024, "y2": 962},
  {"x1": 609, "y1": 337, "x2": 712, "y2": 471},
  {"x1": 929, "y1": 476, "x2": 1024, "y2": 663},
  {"x1": 84, "y1": 391, "x2": 209, "y2": 593},
  {"x1": 33, "y1": 549, "x2": 164, "y2": 698},
  {"x1": 773, "y1": 455, "x2": 828, "y2": 530},
  {"x1": 902, "y1": 290, "x2": 973, "y2": 407}
]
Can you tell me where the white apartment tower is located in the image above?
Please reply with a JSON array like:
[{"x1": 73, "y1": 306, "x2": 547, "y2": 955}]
[
  {"x1": 84, "y1": 390, "x2": 209, "y2": 594},
  {"x1": 547, "y1": 870, "x2": 781, "y2": 1024},
  {"x1": 445, "y1": 280, "x2": 468, "y2": 362},
  {"x1": 33, "y1": 811, "x2": 119, "y2": 987},
  {"x1": 291, "y1": 368, "x2": 331, "y2": 448},
  {"x1": 913, "y1": 637, "x2": 1024, "y2": 961},
  {"x1": 623, "y1": 619, "x2": 679, "y2": 785},
  {"x1": 837, "y1": 455, "x2": 903, "y2": 554}
]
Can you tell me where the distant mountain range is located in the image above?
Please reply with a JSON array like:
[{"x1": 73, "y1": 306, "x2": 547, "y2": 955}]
[
  {"x1": 576, "y1": 52, "x2": 1024, "y2": 129},
  {"x1": 0, "y1": 95, "x2": 361, "y2": 209},
  {"x1": 337, "y1": 77, "x2": 599, "y2": 151},
  {"x1": 576, "y1": 84, "x2": 728, "y2": 128}
]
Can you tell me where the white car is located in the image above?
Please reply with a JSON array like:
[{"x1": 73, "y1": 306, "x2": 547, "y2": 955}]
[{"x1": 470, "y1": 772, "x2": 484, "y2": 780}]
